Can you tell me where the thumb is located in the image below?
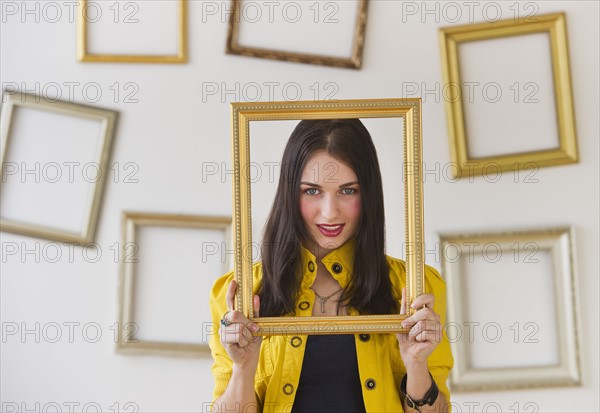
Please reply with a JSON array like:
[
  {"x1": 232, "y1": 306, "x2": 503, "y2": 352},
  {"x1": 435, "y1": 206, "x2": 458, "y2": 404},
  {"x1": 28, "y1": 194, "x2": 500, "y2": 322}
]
[
  {"x1": 249, "y1": 295, "x2": 261, "y2": 337},
  {"x1": 400, "y1": 287, "x2": 407, "y2": 315},
  {"x1": 253, "y1": 294, "x2": 260, "y2": 318}
]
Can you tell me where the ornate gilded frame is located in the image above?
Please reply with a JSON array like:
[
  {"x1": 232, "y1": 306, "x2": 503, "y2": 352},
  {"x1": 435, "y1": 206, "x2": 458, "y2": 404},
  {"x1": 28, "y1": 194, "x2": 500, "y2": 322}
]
[
  {"x1": 225, "y1": 0, "x2": 368, "y2": 69},
  {"x1": 439, "y1": 227, "x2": 581, "y2": 391},
  {"x1": 77, "y1": 0, "x2": 188, "y2": 63},
  {"x1": 0, "y1": 91, "x2": 117, "y2": 243},
  {"x1": 117, "y1": 212, "x2": 232, "y2": 356},
  {"x1": 439, "y1": 13, "x2": 578, "y2": 178},
  {"x1": 231, "y1": 98, "x2": 425, "y2": 335}
]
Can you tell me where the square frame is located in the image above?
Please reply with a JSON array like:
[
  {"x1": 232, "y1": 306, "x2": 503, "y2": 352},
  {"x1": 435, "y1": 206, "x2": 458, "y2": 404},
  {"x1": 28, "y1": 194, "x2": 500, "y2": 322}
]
[
  {"x1": 117, "y1": 212, "x2": 232, "y2": 356},
  {"x1": 0, "y1": 91, "x2": 117, "y2": 243},
  {"x1": 439, "y1": 226, "x2": 581, "y2": 391},
  {"x1": 231, "y1": 98, "x2": 425, "y2": 335},
  {"x1": 439, "y1": 13, "x2": 578, "y2": 178},
  {"x1": 77, "y1": 0, "x2": 188, "y2": 63},
  {"x1": 226, "y1": 0, "x2": 368, "y2": 69}
]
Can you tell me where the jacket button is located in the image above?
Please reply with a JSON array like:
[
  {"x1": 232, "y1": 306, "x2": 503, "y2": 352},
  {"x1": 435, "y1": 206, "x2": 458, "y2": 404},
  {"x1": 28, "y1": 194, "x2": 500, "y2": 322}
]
[
  {"x1": 332, "y1": 263, "x2": 342, "y2": 274},
  {"x1": 290, "y1": 336, "x2": 303, "y2": 348},
  {"x1": 308, "y1": 261, "x2": 315, "y2": 272},
  {"x1": 359, "y1": 334, "x2": 370, "y2": 342},
  {"x1": 365, "y1": 378, "x2": 376, "y2": 390},
  {"x1": 298, "y1": 301, "x2": 310, "y2": 310},
  {"x1": 283, "y1": 383, "x2": 294, "y2": 395}
]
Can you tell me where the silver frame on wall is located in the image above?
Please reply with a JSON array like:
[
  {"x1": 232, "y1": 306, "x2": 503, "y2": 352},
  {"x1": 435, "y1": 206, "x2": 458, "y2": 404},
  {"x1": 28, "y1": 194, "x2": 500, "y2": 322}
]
[
  {"x1": 439, "y1": 226, "x2": 581, "y2": 391},
  {"x1": 117, "y1": 212, "x2": 232, "y2": 356},
  {"x1": 0, "y1": 91, "x2": 117, "y2": 243}
]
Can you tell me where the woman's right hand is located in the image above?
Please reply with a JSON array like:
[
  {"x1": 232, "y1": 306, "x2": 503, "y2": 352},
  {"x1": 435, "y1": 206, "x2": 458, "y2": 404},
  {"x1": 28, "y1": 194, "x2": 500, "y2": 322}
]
[{"x1": 220, "y1": 280, "x2": 263, "y2": 371}]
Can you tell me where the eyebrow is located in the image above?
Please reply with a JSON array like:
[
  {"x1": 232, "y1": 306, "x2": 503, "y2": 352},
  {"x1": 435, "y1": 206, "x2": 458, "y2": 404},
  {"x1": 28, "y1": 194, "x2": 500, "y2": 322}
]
[{"x1": 300, "y1": 181, "x2": 359, "y2": 188}]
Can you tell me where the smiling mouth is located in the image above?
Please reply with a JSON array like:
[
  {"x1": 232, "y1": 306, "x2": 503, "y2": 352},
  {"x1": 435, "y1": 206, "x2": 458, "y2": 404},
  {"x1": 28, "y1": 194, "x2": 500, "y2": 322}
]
[{"x1": 317, "y1": 224, "x2": 344, "y2": 236}]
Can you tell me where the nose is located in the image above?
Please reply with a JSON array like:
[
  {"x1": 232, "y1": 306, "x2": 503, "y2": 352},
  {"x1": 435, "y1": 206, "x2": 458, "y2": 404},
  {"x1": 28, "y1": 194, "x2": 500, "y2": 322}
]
[{"x1": 320, "y1": 194, "x2": 339, "y2": 220}]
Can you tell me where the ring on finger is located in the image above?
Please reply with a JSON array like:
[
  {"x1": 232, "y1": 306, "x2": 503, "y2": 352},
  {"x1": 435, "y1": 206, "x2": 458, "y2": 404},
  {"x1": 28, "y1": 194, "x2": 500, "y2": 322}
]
[{"x1": 220, "y1": 311, "x2": 233, "y2": 327}]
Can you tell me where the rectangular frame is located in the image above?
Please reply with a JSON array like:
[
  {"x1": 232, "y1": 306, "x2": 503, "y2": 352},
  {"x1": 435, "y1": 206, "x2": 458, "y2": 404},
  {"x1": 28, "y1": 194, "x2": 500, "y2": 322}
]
[
  {"x1": 0, "y1": 91, "x2": 117, "y2": 243},
  {"x1": 117, "y1": 212, "x2": 232, "y2": 356},
  {"x1": 77, "y1": 0, "x2": 188, "y2": 63},
  {"x1": 439, "y1": 13, "x2": 578, "y2": 178},
  {"x1": 226, "y1": 0, "x2": 368, "y2": 69},
  {"x1": 231, "y1": 98, "x2": 425, "y2": 335},
  {"x1": 439, "y1": 227, "x2": 581, "y2": 391}
]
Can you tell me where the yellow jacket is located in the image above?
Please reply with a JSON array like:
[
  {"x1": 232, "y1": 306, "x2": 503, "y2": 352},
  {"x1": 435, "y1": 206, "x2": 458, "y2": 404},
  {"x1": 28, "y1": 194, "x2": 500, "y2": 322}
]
[{"x1": 209, "y1": 239, "x2": 453, "y2": 412}]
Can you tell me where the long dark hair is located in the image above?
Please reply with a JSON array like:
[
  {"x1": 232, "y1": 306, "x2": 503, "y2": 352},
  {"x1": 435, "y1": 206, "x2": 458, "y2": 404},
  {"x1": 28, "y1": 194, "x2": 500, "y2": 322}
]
[{"x1": 258, "y1": 119, "x2": 399, "y2": 316}]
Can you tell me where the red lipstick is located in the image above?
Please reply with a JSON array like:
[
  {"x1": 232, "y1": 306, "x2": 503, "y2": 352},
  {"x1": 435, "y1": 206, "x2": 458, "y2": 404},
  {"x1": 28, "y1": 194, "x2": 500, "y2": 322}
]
[{"x1": 317, "y1": 224, "x2": 344, "y2": 237}]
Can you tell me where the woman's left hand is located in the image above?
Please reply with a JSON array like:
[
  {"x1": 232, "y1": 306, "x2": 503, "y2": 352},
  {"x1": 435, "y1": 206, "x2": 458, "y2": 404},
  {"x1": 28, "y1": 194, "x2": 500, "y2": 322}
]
[{"x1": 396, "y1": 288, "x2": 442, "y2": 369}]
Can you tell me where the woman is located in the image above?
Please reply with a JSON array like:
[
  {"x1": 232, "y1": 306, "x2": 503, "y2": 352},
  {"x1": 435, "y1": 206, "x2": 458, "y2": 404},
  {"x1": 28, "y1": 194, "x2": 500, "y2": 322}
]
[{"x1": 209, "y1": 119, "x2": 453, "y2": 412}]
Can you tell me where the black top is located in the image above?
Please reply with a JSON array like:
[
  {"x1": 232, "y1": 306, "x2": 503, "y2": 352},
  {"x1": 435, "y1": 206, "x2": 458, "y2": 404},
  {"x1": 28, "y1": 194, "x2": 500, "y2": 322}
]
[{"x1": 291, "y1": 334, "x2": 366, "y2": 413}]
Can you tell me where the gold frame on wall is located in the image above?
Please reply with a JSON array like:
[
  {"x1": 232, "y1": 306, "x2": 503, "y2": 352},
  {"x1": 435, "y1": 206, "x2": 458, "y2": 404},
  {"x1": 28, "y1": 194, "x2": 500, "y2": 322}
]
[
  {"x1": 77, "y1": 0, "x2": 188, "y2": 63},
  {"x1": 439, "y1": 13, "x2": 578, "y2": 178},
  {"x1": 231, "y1": 98, "x2": 425, "y2": 335},
  {"x1": 0, "y1": 91, "x2": 117, "y2": 243},
  {"x1": 225, "y1": 0, "x2": 369, "y2": 69},
  {"x1": 117, "y1": 212, "x2": 232, "y2": 356},
  {"x1": 439, "y1": 227, "x2": 581, "y2": 391}
]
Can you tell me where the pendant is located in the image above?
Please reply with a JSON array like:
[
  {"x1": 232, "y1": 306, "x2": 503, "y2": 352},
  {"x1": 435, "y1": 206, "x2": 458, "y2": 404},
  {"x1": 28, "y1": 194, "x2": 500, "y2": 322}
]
[{"x1": 319, "y1": 297, "x2": 327, "y2": 313}]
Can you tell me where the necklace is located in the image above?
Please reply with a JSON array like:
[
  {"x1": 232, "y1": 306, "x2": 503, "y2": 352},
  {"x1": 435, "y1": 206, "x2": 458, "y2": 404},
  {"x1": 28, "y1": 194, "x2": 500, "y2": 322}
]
[{"x1": 311, "y1": 286, "x2": 343, "y2": 313}]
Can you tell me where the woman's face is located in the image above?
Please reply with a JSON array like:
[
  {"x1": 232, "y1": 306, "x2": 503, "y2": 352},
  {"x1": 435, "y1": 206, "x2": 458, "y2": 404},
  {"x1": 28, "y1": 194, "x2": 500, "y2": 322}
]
[{"x1": 299, "y1": 150, "x2": 361, "y2": 256}]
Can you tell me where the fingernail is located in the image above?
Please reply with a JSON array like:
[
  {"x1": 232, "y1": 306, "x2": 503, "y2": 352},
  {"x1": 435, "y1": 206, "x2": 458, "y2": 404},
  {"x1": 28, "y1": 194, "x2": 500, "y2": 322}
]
[{"x1": 250, "y1": 324, "x2": 259, "y2": 332}]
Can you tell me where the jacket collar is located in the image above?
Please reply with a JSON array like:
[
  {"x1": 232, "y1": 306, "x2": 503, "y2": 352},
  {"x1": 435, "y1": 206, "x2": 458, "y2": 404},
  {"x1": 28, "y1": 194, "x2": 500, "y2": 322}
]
[{"x1": 299, "y1": 237, "x2": 356, "y2": 291}]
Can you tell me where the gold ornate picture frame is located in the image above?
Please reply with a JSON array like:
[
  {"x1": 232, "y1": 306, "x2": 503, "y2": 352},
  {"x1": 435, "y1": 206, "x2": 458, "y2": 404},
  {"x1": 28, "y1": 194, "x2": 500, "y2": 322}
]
[
  {"x1": 231, "y1": 98, "x2": 425, "y2": 335},
  {"x1": 77, "y1": 0, "x2": 188, "y2": 63},
  {"x1": 0, "y1": 91, "x2": 117, "y2": 243},
  {"x1": 439, "y1": 227, "x2": 581, "y2": 391},
  {"x1": 117, "y1": 212, "x2": 232, "y2": 356},
  {"x1": 439, "y1": 13, "x2": 578, "y2": 178},
  {"x1": 226, "y1": 0, "x2": 368, "y2": 69}
]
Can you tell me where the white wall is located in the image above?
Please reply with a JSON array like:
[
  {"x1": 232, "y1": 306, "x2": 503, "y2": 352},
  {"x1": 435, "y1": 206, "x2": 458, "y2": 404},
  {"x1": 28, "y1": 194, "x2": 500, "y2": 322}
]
[{"x1": 1, "y1": 1, "x2": 598, "y2": 412}]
